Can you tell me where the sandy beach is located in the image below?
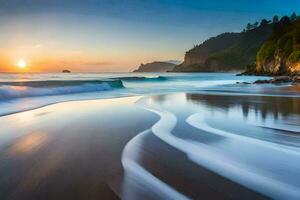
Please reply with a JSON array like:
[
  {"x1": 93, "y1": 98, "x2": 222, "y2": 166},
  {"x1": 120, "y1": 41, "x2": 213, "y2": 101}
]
[
  {"x1": 1, "y1": 92, "x2": 299, "y2": 200},
  {"x1": 0, "y1": 97, "x2": 158, "y2": 200}
]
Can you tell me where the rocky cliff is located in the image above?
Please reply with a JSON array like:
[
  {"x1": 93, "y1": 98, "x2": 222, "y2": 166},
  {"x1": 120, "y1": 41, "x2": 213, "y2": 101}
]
[
  {"x1": 253, "y1": 17, "x2": 300, "y2": 75},
  {"x1": 133, "y1": 61, "x2": 176, "y2": 72},
  {"x1": 184, "y1": 33, "x2": 241, "y2": 65},
  {"x1": 173, "y1": 23, "x2": 273, "y2": 72}
]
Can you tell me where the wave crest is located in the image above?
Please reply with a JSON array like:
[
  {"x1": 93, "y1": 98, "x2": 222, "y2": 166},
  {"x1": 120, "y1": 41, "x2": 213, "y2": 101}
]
[
  {"x1": 0, "y1": 80, "x2": 124, "y2": 100},
  {"x1": 115, "y1": 76, "x2": 168, "y2": 82}
]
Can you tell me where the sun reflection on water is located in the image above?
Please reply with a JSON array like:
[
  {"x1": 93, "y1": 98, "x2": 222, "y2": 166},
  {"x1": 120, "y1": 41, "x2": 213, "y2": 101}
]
[{"x1": 6, "y1": 132, "x2": 48, "y2": 156}]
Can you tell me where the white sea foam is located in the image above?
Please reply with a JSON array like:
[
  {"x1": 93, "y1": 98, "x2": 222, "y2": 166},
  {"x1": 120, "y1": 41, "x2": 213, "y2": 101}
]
[
  {"x1": 186, "y1": 113, "x2": 300, "y2": 155},
  {"x1": 121, "y1": 129, "x2": 190, "y2": 200},
  {"x1": 139, "y1": 103, "x2": 300, "y2": 199}
]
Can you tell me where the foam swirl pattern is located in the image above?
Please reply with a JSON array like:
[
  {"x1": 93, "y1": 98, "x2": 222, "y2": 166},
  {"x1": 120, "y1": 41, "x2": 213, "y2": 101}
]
[{"x1": 121, "y1": 93, "x2": 300, "y2": 199}]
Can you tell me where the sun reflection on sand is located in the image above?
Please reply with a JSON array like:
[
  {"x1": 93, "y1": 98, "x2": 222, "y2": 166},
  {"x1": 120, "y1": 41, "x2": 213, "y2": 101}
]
[
  {"x1": 7, "y1": 132, "x2": 48, "y2": 156},
  {"x1": 11, "y1": 111, "x2": 37, "y2": 126}
]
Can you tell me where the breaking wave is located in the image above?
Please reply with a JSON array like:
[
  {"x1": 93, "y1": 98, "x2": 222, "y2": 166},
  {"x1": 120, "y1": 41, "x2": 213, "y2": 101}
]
[
  {"x1": 0, "y1": 80, "x2": 124, "y2": 100},
  {"x1": 115, "y1": 76, "x2": 168, "y2": 82}
]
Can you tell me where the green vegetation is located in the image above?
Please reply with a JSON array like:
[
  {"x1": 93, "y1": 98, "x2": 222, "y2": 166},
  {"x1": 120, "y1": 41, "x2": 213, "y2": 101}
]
[
  {"x1": 256, "y1": 41, "x2": 276, "y2": 62},
  {"x1": 254, "y1": 13, "x2": 300, "y2": 75},
  {"x1": 173, "y1": 12, "x2": 300, "y2": 73},
  {"x1": 173, "y1": 19, "x2": 273, "y2": 72},
  {"x1": 209, "y1": 23, "x2": 273, "y2": 69},
  {"x1": 288, "y1": 51, "x2": 300, "y2": 62}
]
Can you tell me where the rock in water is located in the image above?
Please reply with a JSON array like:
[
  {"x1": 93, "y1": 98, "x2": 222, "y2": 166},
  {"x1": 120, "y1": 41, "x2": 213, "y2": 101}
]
[{"x1": 253, "y1": 76, "x2": 300, "y2": 84}]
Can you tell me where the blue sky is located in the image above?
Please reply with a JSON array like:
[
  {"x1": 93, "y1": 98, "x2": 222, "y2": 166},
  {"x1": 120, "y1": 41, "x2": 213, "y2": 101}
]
[{"x1": 0, "y1": 0, "x2": 299, "y2": 72}]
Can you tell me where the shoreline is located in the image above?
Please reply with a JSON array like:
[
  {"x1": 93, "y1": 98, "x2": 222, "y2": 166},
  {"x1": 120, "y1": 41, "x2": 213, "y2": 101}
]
[
  {"x1": 0, "y1": 94, "x2": 136, "y2": 118},
  {"x1": 2, "y1": 84, "x2": 300, "y2": 118},
  {"x1": 0, "y1": 93, "x2": 299, "y2": 199}
]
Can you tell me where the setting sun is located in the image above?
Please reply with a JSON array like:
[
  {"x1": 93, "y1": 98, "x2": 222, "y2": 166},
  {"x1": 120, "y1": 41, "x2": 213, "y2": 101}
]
[{"x1": 17, "y1": 59, "x2": 27, "y2": 69}]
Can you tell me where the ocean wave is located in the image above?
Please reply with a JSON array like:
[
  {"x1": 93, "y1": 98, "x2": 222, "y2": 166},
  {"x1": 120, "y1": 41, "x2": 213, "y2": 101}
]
[
  {"x1": 114, "y1": 76, "x2": 168, "y2": 82},
  {"x1": 0, "y1": 80, "x2": 124, "y2": 100},
  {"x1": 0, "y1": 80, "x2": 124, "y2": 87}
]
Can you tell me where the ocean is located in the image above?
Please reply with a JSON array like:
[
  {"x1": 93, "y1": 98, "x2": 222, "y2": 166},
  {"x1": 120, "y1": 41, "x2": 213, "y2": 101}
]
[{"x1": 0, "y1": 72, "x2": 294, "y2": 116}]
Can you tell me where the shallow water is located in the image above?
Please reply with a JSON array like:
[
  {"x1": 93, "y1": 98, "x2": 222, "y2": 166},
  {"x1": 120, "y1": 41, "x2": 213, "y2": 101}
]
[{"x1": 121, "y1": 93, "x2": 300, "y2": 199}]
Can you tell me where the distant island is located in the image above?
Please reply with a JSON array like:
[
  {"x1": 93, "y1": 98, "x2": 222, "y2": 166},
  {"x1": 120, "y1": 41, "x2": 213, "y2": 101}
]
[
  {"x1": 133, "y1": 61, "x2": 179, "y2": 72},
  {"x1": 172, "y1": 12, "x2": 300, "y2": 76},
  {"x1": 62, "y1": 69, "x2": 71, "y2": 73}
]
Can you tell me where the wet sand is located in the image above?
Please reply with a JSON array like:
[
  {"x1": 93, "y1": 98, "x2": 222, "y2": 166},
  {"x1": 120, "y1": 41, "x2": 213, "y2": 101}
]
[
  {"x1": 0, "y1": 97, "x2": 158, "y2": 200},
  {"x1": 126, "y1": 93, "x2": 300, "y2": 200},
  {"x1": 0, "y1": 93, "x2": 300, "y2": 200}
]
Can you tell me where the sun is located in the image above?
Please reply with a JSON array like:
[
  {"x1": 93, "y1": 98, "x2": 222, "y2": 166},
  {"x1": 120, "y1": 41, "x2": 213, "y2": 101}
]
[{"x1": 17, "y1": 59, "x2": 27, "y2": 69}]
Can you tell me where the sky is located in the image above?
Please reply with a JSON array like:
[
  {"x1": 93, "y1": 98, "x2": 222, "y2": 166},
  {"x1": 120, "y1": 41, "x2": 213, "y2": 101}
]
[{"x1": 0, "y1": 0, "x2": 299, "y2": 72}]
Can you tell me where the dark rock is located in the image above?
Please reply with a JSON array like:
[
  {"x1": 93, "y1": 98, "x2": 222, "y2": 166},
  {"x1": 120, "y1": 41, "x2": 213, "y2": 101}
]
[
  {"x1": 292, "y1": 76, "x2": 300, "y2": 83},
  {"x1": 62, "y1": 70, "x2": 71, "y2": 73},
  {"x1": 254, "y1": 76, "x2": 293, "y2": 84},
  {"x1": 253, "y1": 79, "x2": 271, "y2": 84},
  {"x1": 236, "y1": 82, "x2": 251, "y2": 84},
  {"x1": 270, "y1": 76, "x2": 291, "y2": 83}
]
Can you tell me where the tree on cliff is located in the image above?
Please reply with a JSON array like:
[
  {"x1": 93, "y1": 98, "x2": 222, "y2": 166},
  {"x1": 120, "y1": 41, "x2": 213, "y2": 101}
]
[
  {"x1": 246, "y1": 22, "x2": 259, "y2": 30},
  {"x1": 246, "y1": 23, "x2": 252, "y2": 31},
  {"x1": 272, "y1": 16, "x2": 291, "y2": 36},
  {"x1": 254, "y1": 16, "x2": 300, "y2": 75},
  {"x1": 291, "y1": 12, "x2": 297, "y2": 21},
  {"x1": 260, "y1": 19, "x2": 269, "y2": 27},
  {"x1": 273, "y1": 15, "x2": 279, "y2": 23}
]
